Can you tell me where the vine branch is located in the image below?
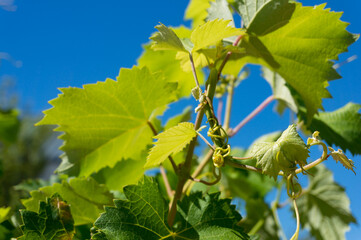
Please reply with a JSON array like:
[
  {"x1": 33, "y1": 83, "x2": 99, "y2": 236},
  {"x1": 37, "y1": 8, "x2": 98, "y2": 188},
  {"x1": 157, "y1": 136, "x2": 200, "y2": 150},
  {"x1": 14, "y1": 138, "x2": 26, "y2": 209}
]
[{"x1": 229, "y1": 95, "x2": 274, "y2": 137}]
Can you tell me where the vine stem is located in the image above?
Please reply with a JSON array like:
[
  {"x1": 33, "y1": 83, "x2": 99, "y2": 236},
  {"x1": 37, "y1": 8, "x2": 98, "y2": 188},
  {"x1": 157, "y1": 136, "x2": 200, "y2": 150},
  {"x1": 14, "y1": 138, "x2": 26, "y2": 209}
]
[
  {"x1": 196, "y1": 132, "x2": 215, "y2": 150},
  {"x1": 225, "y1": 158, "x2": 263, "y2": 173},
  {"x1": 183, "y1": 149, "x2": 214, "y2": 193},
  {"x1": 160, "y1": 165, "x2": 174, "y2": 199},
  {"x1": 217, "y1": 98, "x2": 223, "y2": 125},
  {"x1": 147, "y1": 121, "x2": 178, "y2": 173},
  {"x1": 279, "y1": 155, "x2": 329, "y2": 176},
  {"x1": 229, "y1": 95, "x2": 274, "y2": 137},
  {"x1": 167, "y1": 109, "x2": 204, "y2": 227}
]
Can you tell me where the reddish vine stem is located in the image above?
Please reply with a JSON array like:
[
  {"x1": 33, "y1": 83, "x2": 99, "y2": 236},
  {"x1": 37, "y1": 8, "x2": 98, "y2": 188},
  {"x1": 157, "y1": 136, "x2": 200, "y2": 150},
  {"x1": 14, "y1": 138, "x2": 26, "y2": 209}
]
[
  {"x1": 147, "y1": 121, "x2": 178, "y2": 173},
  {"x1": 217, "y1": 34, "x2": 244, "y2": 80},
  {"x1": 229, "y1": 95, "x2": 274, "y2": 137},
  {"x1": 217, "y1": 98, "x2": 223, "y2": 125}
]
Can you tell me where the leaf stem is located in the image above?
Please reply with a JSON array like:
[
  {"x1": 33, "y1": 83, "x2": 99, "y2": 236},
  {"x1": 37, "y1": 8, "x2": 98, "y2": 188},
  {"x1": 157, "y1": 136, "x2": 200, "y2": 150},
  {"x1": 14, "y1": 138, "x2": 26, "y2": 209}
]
[
  {"x1": 229, "y1": 95, "x2": 274, "y2": 137},
  {"x1": 196, "y1": 132, "x2": 215, "y2": 150},
  {"x1": 225, "y1": 158, "x2": 263, "y2": 173},
  {"x1": 189, "y1": 53, "x2": 200, "y2": 89},
  {"x1": 183, "y1": 149, "x2": 214, "y2": 193},
  {"x1": 167, "y1": 109, "x2": 204, "y2": 227},
  {"x1": 217, "y1": 34, "x2": 244, "y2": 80},
  {"x1": 147, "y1": 121, "x2": 178, "y2": 173},
  {"x1": 160, "y1": 165, "x2": 174, "y2": 199}
]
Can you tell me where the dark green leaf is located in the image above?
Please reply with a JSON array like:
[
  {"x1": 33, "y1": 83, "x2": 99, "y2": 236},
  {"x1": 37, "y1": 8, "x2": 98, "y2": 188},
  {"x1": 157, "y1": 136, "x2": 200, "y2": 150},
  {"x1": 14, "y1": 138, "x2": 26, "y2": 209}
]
[
  {"x1": 92, "y1": 176, "x2": 249, "y2": 239},
  {"x1": 304, "y1": 103, "x2": 361, "y2": 155}
]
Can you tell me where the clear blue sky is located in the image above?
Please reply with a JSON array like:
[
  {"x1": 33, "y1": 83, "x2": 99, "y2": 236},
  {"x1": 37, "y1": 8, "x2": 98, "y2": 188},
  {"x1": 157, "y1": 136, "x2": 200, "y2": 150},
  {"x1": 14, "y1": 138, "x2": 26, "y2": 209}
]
[{"x1": 1, "y1": 0, "x2": 360, "y2": 238}]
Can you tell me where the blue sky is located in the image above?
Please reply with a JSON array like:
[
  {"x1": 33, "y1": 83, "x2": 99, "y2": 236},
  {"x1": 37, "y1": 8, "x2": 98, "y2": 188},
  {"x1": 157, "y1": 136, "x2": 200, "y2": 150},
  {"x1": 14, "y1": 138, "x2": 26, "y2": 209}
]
[{"x1": 1, "y1": 0, "x2": 360, "y2": 238}]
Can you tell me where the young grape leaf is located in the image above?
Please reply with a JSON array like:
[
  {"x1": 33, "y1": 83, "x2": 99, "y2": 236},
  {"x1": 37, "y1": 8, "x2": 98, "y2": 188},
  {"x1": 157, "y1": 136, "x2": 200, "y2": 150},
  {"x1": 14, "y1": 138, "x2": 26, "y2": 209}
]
[
  {"x1": 235, "y1": 0, "x2": 271, "y2": 27},
  {"x1": 328, "y1": 147, "x2": 356, "y2": 174},
  {"x1": 249, "y1": 125, "x2": 309, "y2": 180},
  {"x1": 37, "y1": 66, "x2": 176, "y2": 176},
  {"x1": 150, "y1": 24, "x2": 187, "y2": 52},
  {"x1": 22, "y1": 177, "x2": 113, "y2": 226},
  {"x1": 238, "y1": 2, "x2": 356, "y2": 121},
  {"x1": 296, "y1": 165, "x2": 356, "y2": 240},
  {"x1": 191, "y1": 19, "x2": 241, "y2": 51},
  {"x1": 0, "y1": 109, "x2": 20, "y2": 144},
  {"x1": 304, "y1": 103, "x2": 361, "y2": 155},
  {"x1": 92, "y1": 176, "x2": 249, "y2": 239},
  {"x1": 185, "y1": 0, "x2": 211, "y2": 27},
  {"x1": 145, "y1": 122, "x2": 196, "y2": 168},
  {"x1": 19, "y1": 194, "x2": 75, "y2": 240},
  {"x1": 138, "y1": 44, "x2": 204, "y2": 98}
]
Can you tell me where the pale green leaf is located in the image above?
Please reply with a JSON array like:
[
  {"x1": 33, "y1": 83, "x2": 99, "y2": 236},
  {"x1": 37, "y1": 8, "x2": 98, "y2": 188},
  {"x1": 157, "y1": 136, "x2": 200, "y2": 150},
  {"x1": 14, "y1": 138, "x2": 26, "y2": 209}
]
[
  {"x1": 235, "y1": 0, "x2": 270, "y2": 27},
  {"x1": 304, "y1": 103, "x2": 361, "y2": 155},
  {"x1": 250, "y1": 125, "x2": 309, "y2": 179},
  {"x1": 296, "y1": 165, "x2": 356, "y2": 240},
  {"x1": 37, "y1": 66, "x2": 176, "y2": 176},
  {"x1": 150, "y1": 24, "x2": 187, "y2": 52},
  {"x1": 94, "y1": 158, "x2": 146, "y2": 192},
  {"x1": 92, "y1": 177, "x2": 249, "y2": 239},
  {"x1": 262, "y1": 67, "x2": 297, "y2": 113},
  {"x1": 191, "y1": 19, "x2": 242, "y2": 51},
  {"x1": 145, "y1": 122, "x2": 196, "y2": 168},
  {"x1": 19, "y1": 194, "x2": 75, "y2": 240},
  {"x1": 0, "y1": 207, "x2": 10, "y2": 223},
  {"x1": 22, "y1": 177, "x2": 113, "y2": 226},
  {"x1": 239, "y1": 2, "x2": 356, "y2": 121},
  {"x1": 185, "y1": 0, "x2": 212, "y2": 27},
  {"x1": 207, "y1": 0, "x2": 234, "y2": 26},
  {"x1": 138, "y1": 43, "x2": 204, "y2": 98}
]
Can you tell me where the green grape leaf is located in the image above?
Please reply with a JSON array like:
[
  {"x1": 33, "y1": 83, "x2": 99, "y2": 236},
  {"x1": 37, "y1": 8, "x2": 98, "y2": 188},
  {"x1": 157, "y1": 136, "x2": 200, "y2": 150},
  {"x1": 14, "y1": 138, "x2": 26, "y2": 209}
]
[
  {"x1": 235, "y1": 0, "x2": 271, "y2": 27},
  {"x1": 145, "y1": 122, "x2": 196, "y2": 168},
  {"x1": 19, "y1": 194, "x2": 75, "y2": 240},
  {"x1": 150, "y1": 24, "x2": 187, "y2": 52},
  {"x1": 138, "y1": 43, "x2": 204, "y2": 98},
  {"x1": 94, "y1": 157, "x2": 146, "y2": 191},
  {"x1": 92, "y1": 176, "x2": 249, "y2": 239},
  {"x1": 176, "y1": 192, "x2": 249, "y2": 239},
  {"x1": 37, "y1": 66, "x2": 176, "y2": 176},
  {"x1": 0, "y1": 109, "x2": 20, "y2": 144},
  {"x1": 191, "y1": 19, "x2": 242, "y2": 51},
  {"x1": 185, "y1": 0, "x2": 211, "y2": 27},
  {"x1": 250, "y1": 125, "x2": 309, "y2": 179},
  {"x1": 262, "y1": 67, "x2": 297, "y2": 113},
  {"x1": 207, "y1": 0, "x2": 234, "y2": 26},
  {"x1": 0, "y1": 207, "x2": 11, "y2": 223},
  {"x1": 296, "y1": 165, "x2": 356, "y2": 240},
  {"x1": 164, "y1": 107, "x2": 192, "y2": 130},
  {"x1": 239, "y1": 2, "x2": 356, "y2": 121},
  {"x1": 22, "y1": 177, "x2": 113, "y2": 226},
  {"x1": 304, "y1": 103, "x2": 361, "y2": 155}
]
